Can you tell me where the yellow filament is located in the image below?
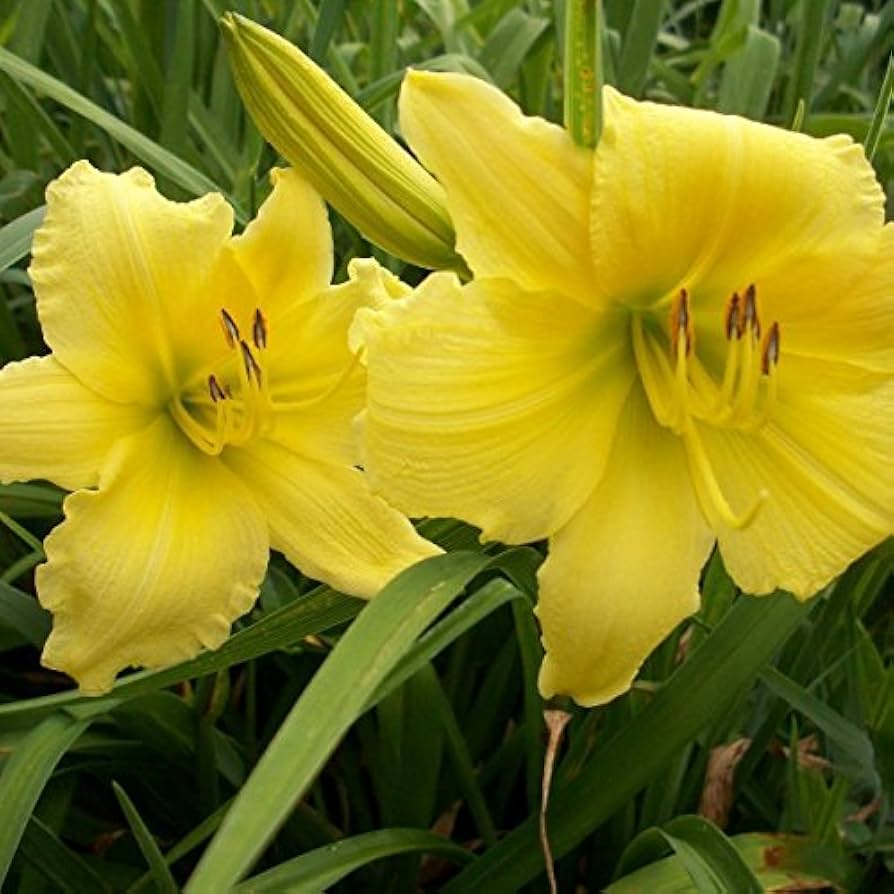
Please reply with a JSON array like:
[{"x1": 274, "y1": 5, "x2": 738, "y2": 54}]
[
  {"x1": 169, "y1": 396, "x2": 222, "y2": 456},
  {"x1": 682, "y1": 422, "x2": 766, "y2": 530},
  {"x1": 631, "y1": 314, "x2": 680, "y2": 430}
]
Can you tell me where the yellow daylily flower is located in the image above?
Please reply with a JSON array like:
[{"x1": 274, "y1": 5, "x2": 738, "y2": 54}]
[
  {"x1": 0, "y1": 161, "x2": 439, "y2": 694},
  {"x1": 354, "y1": 72, "x2": 894, "y2": 707}
]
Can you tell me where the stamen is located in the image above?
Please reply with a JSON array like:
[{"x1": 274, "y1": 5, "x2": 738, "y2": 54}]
[
  {"x1": 220, "y1": 308, "x2": 241, "y2": 348},
  {"x1": 208, "y1": 374, "x2": 227, "y2": 403},
  {"x1": 670, "y1": 288, "x2": 693, "y2": 356},
  {"x1": 740, "y1": 284, "x2": 760, "y2": 340},
  {"x1": 724, "y1": 292, "x2": 740, "y2": 341},
  {"x1": 252, "y1": 308, "x2": 268, "y2": 350},
  {"x1": 761, "y1": 322, "x2": 780, "y2": 375},
  {"x1": 240, "y1": 340, "x2": 263, "y2": 386}
]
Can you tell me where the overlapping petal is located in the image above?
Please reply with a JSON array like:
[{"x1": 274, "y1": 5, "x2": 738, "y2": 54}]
[
  {"x1": 701, "y1": 355, "x2": 893, "y2": 598},
  {"x1": 225, "y1": 439, "x2": 440, "y2": 598},
  {"x1": 0, "y1": 355, "x2": 150, "y2": 491},
  {"x1": 590, "y1": 88, "x2": 886, "y2": 309},
  {"x1": 356, "y1": 273, "x2": 636, "y2": 544},
  {"x1": 399, "y1": 71, "x2": 594, "y2": 304},
  {"x1": 228, "y1": 167, "x2": 334, "y2": 319},
  {"x1": 30, "y1": 161, "x2": 234, "y2": 404},
  {"x1": 38, "y1": 416, "x2": 268, "y2": 694},
  {"x1": 537, "y1": 387, "x2": 715, "y2": 706},
  {"x1": 270, "y1": 259, "x2": 406, "y2": 466},
  {"x1": 760, "y1": 223, "x2": 894, "y2": 372}
]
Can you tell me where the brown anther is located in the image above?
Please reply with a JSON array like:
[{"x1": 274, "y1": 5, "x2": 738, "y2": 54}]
[
  {"x1": 240, "y1": 339, "x2": 263, "y2": 386},
  {"x1": 761, "y1": 322, "x2": 780, "y2": 375},
  {"x1": 670, "y1": 288, "x2": 693, "y2": 356},
  {"x1": 252, "y1": 308, "x2": 268, "y2": 350},
  {"x1": 741, "y1": 284, "x2": 760, "y2": 340},
  {"x1": 724, "y1": 292, "x2": 740, "y2": 341},
  {"x1": 208, "y1": 374, "x2": 227, "y2": 403},
  {"x1": 220, "y1": 308, "x2": 240, "y2": 348}
]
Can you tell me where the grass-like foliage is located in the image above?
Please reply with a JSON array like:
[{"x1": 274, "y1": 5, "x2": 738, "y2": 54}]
[{"x1": 0, "y1": 1, "x2": 892, "y2": 891}]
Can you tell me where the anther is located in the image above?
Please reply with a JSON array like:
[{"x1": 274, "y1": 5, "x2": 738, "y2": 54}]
[
  {"x1": 240, "y1": 340, "x2": 263, "y2": 386},
  {"x1": 724, "y1": 292, "x2": 740, "y2": 341},
  {"x1": 740, "y1": 284, "x2": 760, "y2": 340},
  {"x1": 670, "y1": 288, "x2": 693, "y2": 356},
  {"x1": 220, "y1": 308, "x2": 240, "y2": 348},
  {"x1": 252, "y1": 308, "x2": 268, "y2": 350},
  {"x1": 208, "y1": 374, "x2": 227, "y2": 403},
  {"x1": 761, "y1": 322, "x2": 780, "y2": 375}
]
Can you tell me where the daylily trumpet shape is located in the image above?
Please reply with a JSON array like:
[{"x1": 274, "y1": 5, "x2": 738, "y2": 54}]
[
  {"x1": 354, "y1": 72, "x2": 894, "y2": 706},
  {"x1": 0, "y1": 161, "x2": 439, "y2": 694}
]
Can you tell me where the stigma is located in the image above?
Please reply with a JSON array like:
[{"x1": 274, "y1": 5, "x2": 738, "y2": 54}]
[{"x1": 170, "y1": 306, "x2": 274, "y2": 455}]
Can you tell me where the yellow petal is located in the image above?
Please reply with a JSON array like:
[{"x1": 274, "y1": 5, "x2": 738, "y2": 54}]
[
  {"x1": 269, "y1": 258, "x2": 407, "y2": 466},
  {"x1": 399, "y1": 71, "x2": 594, "y2": 303},
  {"x1": 228, "y1": 168, "x2": 333, "y2": 319},
  {"x1": 537, "y1": 386, "x2": 714, "y2": 706},
  {"x1": 701, "y1": 355, "x2": 893, "y2": 599},
  {"x1": 0, "y1": 355, "x2": 150, "y2": 491},
  {"x1": 356, "y1": 273, "x2": 635, "y2": 544},
  {"x1": 225, "y1": 439, "x2": 440, "y2": 599},
  {"x1": 759, "y1": 223, "x2": 894, "y2": 373},
  {"x1": 590, "y1": 88, "x2": 885, "y2": 308},
  {"x1": 38, "y1": 415, "x2": 268, "y2": 694},
  {"x1": 30, "y1": 161, "x2": 233, "y2": 404}
]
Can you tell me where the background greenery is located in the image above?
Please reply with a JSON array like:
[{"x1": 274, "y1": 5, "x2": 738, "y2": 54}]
[{"x1": 0, "y1": 0, "x2": 891, "y2": 891}]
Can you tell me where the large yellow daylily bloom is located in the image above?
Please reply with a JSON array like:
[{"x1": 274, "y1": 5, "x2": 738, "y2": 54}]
[
  {"x1": 355, "y1": 72, "x2": 894, "y2": 707},
  {"x1": 0, "y1": 161, "x2": 439, "y2": 694}
]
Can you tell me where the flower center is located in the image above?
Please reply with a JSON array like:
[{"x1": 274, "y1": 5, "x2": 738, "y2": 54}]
[
  {"x1": 632, "y1": 285, "x2": 782, "y2": 530},
  {"x1": 169, "y1": 307, "x2": 273, "y2": 456}
]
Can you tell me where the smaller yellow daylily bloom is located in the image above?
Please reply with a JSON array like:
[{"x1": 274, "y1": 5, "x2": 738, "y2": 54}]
[
  {"x1": 354, "y1": 72, "x2": 894, "y2": 707},
  {"x1": 0, "y1": 161, "x2": 439, "y2": 694}
]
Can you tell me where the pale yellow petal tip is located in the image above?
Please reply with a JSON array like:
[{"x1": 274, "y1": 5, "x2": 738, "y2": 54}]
[
  {"x1": 537, "y1": 653, "x2": 638, "y2": 709},
  {"x1": 39, "y1": 599, "x2": 251, "y2": 695}
]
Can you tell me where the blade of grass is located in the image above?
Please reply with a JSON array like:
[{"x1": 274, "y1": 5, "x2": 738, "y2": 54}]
[
  {"x1": 0, "y1": 581, "x2": 51, "y2": 647},
  {"x1": 185, "y1": 551, "x2": 491, "y2": 891},
  {"x1": 0, "y1": 206, "x2": 45, "y2": 274},
  {"x1": 19, "y1": 815, "x2": 111, "y2": 894},
  {"x1": 616, "y1": 0, "x2": 665, "y2": 96},
  {"x1": 782, "y1": 0, "x2": 832, "y2": 120},
  {"x1": 232, "y1": 828, "x2": 473, "y2": 892},
  {"x1": 759, "y1": 666, "x2": 879, "y2": 790},
  {"x1": 0, "y1": 713, "x2": 90, "y2": 886},
  {"x1": 865, "y1": 54, "x2": 894, "y2": 161},
  {"x1": 112, "y1": 782, "x2": 178, "y2": 894}
]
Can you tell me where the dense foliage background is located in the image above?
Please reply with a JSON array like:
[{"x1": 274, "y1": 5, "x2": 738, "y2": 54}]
[{"x1": 0, "y1": 0, "x2": 891, "y2": 891}]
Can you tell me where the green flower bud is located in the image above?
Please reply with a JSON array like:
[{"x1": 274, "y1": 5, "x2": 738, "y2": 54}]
[{"x1": 220, "y1": 13, "x2": 463, "y2": 271}]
